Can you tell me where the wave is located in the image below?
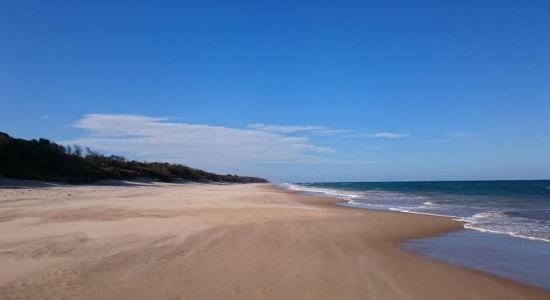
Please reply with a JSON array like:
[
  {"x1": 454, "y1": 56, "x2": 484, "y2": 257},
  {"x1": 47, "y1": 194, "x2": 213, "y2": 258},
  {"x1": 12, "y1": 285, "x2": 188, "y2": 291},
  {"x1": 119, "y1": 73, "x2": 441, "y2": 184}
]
[
  {"x1": 283, "y1": 183, "x2": 363, "y2": 200},
  {"x1": 283, "y1": 183, "x2": 550, "y2": 243},
  {"x1": 463, "y1": 224, "x2": 550, "y2": 243},
  {"x1": 387, "y1": 207, "x2": 458, "y2": 219},
  {"x1": 458, "y1": 211, "x2": 550, "y2": 242}
]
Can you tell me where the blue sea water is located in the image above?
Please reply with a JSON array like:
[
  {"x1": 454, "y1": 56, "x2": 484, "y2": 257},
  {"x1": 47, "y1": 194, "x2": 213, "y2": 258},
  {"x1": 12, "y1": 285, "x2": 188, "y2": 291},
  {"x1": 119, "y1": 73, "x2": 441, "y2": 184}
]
[
  {"x1": 284, "y1": 180, "x2": 550, "y2": 289},
  {"x1": 401, "y1": 230, "x2": 550, "y2": 290}
]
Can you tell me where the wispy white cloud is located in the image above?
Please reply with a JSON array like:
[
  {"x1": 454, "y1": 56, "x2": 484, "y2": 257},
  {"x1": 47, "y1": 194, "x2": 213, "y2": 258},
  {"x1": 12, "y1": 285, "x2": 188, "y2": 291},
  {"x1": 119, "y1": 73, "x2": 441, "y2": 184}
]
[
  {"x1": 247, "y1": 124, "x2": 407, "y2": 140},
  {"x1": 369, "y1": 132, "x2": 411, "y2": 139},
  {"x1": 345, "y1": 132, "x2": 411, "y2": 139},
  {"x1": 250, "y1": 125, "x2": 353, "y2": 136},
  {"x1": 311, "y1": 129, "x2": 353, "y2": 135},
  {"x1": 246, "y1": 123, "x2": 325, "y2": 133},
  {"x1": 63, "y1": 114, "x2": 339, "y2": 172}
]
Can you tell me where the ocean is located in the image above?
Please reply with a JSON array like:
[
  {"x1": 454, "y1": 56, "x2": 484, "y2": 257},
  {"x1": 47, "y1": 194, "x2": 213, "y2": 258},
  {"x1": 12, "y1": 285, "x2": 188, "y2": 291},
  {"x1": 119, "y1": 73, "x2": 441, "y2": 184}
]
[{"x1": 283, "y1": 180, "x2": 550, "y2": 289}]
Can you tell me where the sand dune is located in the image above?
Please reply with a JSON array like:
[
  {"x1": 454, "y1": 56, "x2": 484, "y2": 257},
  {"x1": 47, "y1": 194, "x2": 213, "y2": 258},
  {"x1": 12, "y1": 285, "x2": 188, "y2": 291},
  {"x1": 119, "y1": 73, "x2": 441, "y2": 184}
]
[{"x1": 0, "y1": 183, "x2": 548, "y2": 299}]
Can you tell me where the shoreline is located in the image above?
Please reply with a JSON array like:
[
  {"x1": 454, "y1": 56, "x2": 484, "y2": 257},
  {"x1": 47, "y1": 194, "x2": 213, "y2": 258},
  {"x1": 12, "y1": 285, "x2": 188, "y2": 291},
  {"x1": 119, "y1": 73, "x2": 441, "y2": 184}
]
[
  {"x1": 284, "y1": 182, "x2": 550, "y2": 243},
  {"x1": 277, "y1": 184, "x2": 467, "y2": 239},
  {"x1": 0, "y1": 182, "x2": 548, "y2": 299},
  {"x1": 282, "y1": 184, "x2": 550, "y2": 289},
  {"x1": 260, "y1": 185, "x2": 550, "y2": 297}
]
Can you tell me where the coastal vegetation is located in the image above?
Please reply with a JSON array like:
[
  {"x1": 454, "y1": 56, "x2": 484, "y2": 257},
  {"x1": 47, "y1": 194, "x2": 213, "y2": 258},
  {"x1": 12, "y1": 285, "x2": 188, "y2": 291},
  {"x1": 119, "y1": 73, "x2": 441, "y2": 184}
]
[{"x1": 0, "y1": 132, "x2": 267, "y2": 184}]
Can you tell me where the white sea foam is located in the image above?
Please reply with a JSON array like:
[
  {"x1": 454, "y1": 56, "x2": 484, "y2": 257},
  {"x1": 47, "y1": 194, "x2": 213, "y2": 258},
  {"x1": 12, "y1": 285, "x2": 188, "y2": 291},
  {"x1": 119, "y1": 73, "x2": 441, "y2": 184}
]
[
  {"x1": 388, "y1": 207, "x2": 458, "y2": 218},
  {"x1": 459, "y1": 211, "x2": 550, "y2": 242},
  {"x1": 283, "y1": 183, "x2": 363, "y2": 200},
  {"x1": 463, "y1": 224, "x2": 550, "y2": 243},
  {"x1": 283, "y1": 183, "x2": 550, "y2": 243}
]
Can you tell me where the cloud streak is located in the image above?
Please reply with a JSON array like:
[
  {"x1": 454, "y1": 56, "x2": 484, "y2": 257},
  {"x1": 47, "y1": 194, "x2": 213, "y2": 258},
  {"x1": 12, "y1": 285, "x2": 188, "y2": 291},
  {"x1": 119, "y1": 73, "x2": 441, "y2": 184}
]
[
  {"x1": 344, "y1": 132, "x2": 411, "y2": 139},
  {"x1": 246, "y1": 123, "x2": 325, "y2": 133},
  {"x1": 63, "y1": 114, "x2": 338, "y2": 172},
  {"x1": 369, "y1": 132, "x2": 411, "y2": 139}
]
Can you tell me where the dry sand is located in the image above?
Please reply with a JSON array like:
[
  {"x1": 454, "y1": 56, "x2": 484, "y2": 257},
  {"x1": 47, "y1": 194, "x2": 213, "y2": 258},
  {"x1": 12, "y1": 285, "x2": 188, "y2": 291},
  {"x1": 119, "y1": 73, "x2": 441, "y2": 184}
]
[{"x1": 0, "y1": 182, "x2": 548, "y2": 299}]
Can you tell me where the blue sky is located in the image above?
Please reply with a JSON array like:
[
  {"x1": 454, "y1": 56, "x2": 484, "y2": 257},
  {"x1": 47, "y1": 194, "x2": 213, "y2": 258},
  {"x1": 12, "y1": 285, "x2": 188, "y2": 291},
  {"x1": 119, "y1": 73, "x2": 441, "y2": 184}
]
[{"x1": 1, "y1": 0, "x2": 549, "y2": 182}]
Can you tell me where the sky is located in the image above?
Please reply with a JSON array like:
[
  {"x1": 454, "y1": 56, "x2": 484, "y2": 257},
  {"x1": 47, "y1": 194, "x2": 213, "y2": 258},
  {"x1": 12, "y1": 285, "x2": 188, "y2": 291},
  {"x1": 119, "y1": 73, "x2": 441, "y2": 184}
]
[{"x1": 1, "y1": 0, "x2": 549, "y2": 182}]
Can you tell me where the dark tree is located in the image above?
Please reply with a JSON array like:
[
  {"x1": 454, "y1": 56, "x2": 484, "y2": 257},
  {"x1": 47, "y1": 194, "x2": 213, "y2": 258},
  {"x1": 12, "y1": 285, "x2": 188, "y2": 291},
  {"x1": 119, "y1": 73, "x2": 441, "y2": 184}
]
[
  {"x1": 0, "y1": 131, "x2": 268, "y2": 184},
  {"x1": 73, "y1": 144, "x2": 82, "y2": 157}
]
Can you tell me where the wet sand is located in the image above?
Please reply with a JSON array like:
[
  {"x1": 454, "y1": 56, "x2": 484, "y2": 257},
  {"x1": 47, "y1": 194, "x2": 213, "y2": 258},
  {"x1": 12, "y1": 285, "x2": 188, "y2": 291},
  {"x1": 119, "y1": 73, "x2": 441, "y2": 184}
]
[{"x1": 0, "y1": 182, "x2": 548, "y2": 299}]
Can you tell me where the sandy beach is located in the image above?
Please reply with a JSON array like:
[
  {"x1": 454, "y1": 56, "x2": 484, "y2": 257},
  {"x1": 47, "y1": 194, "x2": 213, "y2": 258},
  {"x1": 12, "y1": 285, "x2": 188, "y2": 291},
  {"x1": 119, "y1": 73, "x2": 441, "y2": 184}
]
[{"x1": 0, "y1": 182, "x2": 548, "y2": 299}]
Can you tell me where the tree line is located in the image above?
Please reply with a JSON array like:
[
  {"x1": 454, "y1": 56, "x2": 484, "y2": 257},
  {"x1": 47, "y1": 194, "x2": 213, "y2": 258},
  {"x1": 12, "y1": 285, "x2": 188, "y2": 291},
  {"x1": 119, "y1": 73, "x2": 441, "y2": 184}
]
[{"x1": 0, "y1": 131, "x2": 268, "y2": 184}]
